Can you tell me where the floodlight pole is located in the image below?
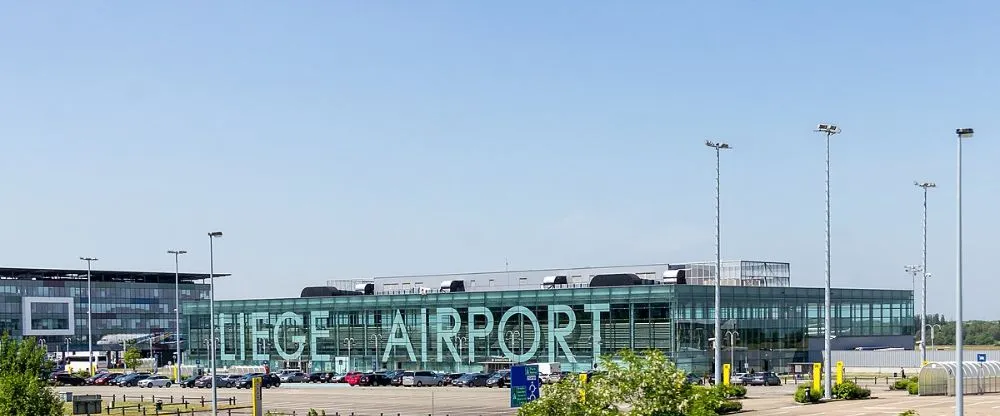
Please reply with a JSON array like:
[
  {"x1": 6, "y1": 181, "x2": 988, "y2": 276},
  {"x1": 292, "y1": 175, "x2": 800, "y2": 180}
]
[
  {"x1": 954, "y1": 128, "x2": 973, "y2": 415},
  {"x1": 168, "y1": 250, "x2": 187, "y2": 382},
  {"x1": 814, "y1": 124, "x2": 840, "y2": 400},
  {"x1": 80, "y1": 257, "x2": 98, "y2": 376},
  {"x1": 207, "y1": 231, "x2": 223, "y2": 416},
  {"x1": 705, "y1": 140, "x2": 731, "y2": 386},
  {"x1": 914, "y1": 181, "x2": 935, "y2": 367}
]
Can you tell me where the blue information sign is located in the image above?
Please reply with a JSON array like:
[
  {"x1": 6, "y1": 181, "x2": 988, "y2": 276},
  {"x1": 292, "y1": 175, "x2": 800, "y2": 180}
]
[
  {"x1": 977, "y1": 353, "x2": 987, "y2": 362},
  {"x1": 510, "y1": 364, "x2": 541, "y2": 408},
  {"x1": 196, "y1": 359, "x2": 201, "y2": 366}
]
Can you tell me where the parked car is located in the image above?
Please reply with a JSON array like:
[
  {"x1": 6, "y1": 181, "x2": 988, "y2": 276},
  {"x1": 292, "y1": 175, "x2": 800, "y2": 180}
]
[
  {"x1": 452, "y1": 373, "x2": 490, "y2": 387},
  {"x1": 442, "y1": 372, "x2": 465, "y2": 384},
  {"x1": 307, "y1": 372, "x2": 326, "y2": 383},
  {"x1": 84, "y1": 372, "x2": 107, "y2": 385},
  {"x1": 389, "y1": 372, "x2": 404, "y2": 386},
  {"x1": 685, "y1": 373, "x2": 704, "y2": 385},
  {"x1": 179, "y1": 375, "x2": 200, "y2": 388},
  {"x1": 52, "y1": 373, "x2": 86, "y2": 386},
  {"x1": 224, "y1": 374, "x2": 243, "y2": 385},
  {"x1": 93, "y1": 373, "x2": 121, "y2": 386},
  {"x1": 279, "y1": 372, "x2": 309, "y2": 383},
  {"x1": 402, "y1": 370, "x2": 444, "y2": 387},
  {"x1": 234, "y1": 373, "x2": 280, "y2": 389},
  {"x1": 343, "y1": 372, "x2": 364, "y2": 386},
  {"x1": 119, "y1": 373, "x2": 151, "y2": 387},
  {"x1": 358, "y1": 372, "x2": 392, "y2": 386},
  {"x1": 486, "y1": 371, "x2": 510, "y2": 388},
  {"x1": 330, "y1": 373, "x2": 347, "y2": 383},
  {"x1": 748, "y1": 372, "x2": 781, "y2": 386},
  {"x1": 138, "y1": 375, "x2": 173, "y2": 388},
  {"x1": 195, "y1": 375, "x2": 232, "y2": 388}
]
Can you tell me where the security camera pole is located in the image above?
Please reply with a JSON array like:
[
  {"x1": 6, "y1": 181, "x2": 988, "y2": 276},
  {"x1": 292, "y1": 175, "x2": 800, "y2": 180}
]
[
  {"x1": 913, "y1": 181, "x2": 935, "y2": 367},
  {"x1": 814, "y1": 123, "x2": 840, "y2": 400},
  {"x1": 705, "y1": 139, "x2": 731, "y2": 386},
  {"x1": 954, "y1": 128, "x2": 973, "y2": 415}
]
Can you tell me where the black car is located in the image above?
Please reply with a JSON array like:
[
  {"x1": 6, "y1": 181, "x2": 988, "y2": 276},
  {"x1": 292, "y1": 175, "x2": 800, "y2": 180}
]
[
  {"x1": 52, "y1": 373, "x2": 86, "y2": 386},
  {"x1": 358, "y1": 372, "x2": 392, "y2": 386},
  {"x1": 179, "y1": 375, "x2": 200, "y2": 388},
  {"x1": 748, "y1": 372, "x2": 781, "y2": 386},
  {"x1": 486, "y1": 371, "x2": 510, "y2": 388},
  {"x1": 235, "y1": 373, "x2": 281, "y2": 389},
  {"x1": 452, "y1": 373, "x2": 490, "y2": 387},
  {"x1": 119, "y1": 373, "x2": 151, "y2": 387},
  {"x1": 442, "y1": 372, "x2": 465, "y2": 384}
]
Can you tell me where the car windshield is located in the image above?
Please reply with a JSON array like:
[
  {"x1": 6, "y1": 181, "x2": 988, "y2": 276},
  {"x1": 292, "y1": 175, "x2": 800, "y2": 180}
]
[{"x1": 457, "y1": 373, "x2": 476, "y2": 381}]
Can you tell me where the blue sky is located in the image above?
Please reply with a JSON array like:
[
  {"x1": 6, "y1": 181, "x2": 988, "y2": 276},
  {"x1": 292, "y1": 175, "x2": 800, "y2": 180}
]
[{"x1": 1, "y1": 2, "x2": 997, "y2": 319}]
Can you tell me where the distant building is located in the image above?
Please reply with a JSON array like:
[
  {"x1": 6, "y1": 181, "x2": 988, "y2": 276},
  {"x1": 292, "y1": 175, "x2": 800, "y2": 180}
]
[{"x1": 0, "y1": 267, "x2": 222, "y2": 366}]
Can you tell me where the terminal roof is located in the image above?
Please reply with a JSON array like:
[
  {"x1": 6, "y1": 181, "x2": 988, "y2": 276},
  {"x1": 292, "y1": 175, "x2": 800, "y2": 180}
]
[{"x1": 0, "y1": 267, "x2": 227, "y2": 284}]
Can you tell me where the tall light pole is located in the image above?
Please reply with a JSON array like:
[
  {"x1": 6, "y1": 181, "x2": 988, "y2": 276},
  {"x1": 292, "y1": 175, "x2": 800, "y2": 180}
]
[
  {"x1": 80, "y1": 257, "x2": 98, "y2": 376},
  {"x1": 914, "y1": 181, "x2": 935, "y2": 367},
  {"x1": 705, "y1": 139, "x2": 731, "y2": 385},
  {"x1": 369, "y1": 334, "x2": 382, "y2": 371},
  {"x1": 954, "y1": 127, "x2": 973, "y2": 415},
  {"x1": 904, "y1": 264, "x2": 924, "y2": 366},
  {"x1": 343, "y1": 338, "x2": 356, "y2": 371},
  {"x1": 168, "y1": 250, "x2": 187, "y2": 382},
  {"x1": 207, "y1": 231, "x2": 223, "y2": 416},
  {"x1": 814, "y1": 123, "x2": 840, "y2": 399},
  {"x1": 726, "y1": 330, "x2": 740, "y2": 372}
]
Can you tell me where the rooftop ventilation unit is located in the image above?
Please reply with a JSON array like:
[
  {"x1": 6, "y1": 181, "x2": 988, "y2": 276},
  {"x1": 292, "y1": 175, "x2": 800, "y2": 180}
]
[
  {"x1": 440, "y1": 280, "x2": 466, "y2": 293},
  {"x1": 542, "y1": 275, "x2": 569, "y2": 288},
  {"x1": 662, "y1": 269, "x2": 687, "y2": 285}
]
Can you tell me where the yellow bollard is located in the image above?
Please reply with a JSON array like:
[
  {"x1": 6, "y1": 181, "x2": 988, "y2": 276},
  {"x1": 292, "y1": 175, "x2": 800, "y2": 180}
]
[
  {"x1": 812, "y1": 362, "x2": 822, "y2": 393},
  {"x1": 723, "y1": 363, "x2": 731, "y2": 386},
  {"x1": 836, "y1": 361, "x2": 844, "y2": 385}
]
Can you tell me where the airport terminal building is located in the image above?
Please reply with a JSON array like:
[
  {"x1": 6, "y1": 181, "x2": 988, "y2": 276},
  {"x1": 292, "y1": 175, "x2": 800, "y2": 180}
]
[
  {"x1": 184, "y1": 261, "x2": 915, "y2": 375},
  {"x1": 0, "y1": 267, "x2": 217, "y2": 365}
]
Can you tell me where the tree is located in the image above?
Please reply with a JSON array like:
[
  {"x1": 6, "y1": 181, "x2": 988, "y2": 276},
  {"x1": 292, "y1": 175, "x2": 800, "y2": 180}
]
[
  {"x1": 0, "y1": 335, "x2": 63, "y2": 416},
  {"x1": 518, "y1": 349, "x2": 739, "y2": 416},
  {"x1": 124, "y1": 342, "x2": 142, "y2": 370}
]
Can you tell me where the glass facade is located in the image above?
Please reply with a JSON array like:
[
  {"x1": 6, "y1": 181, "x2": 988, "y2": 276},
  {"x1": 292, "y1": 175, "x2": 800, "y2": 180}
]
[
  {"x1": 0, "y1": 279, "x2": 210, "y2": 353},
  {"x1": 186, "y1": 285, "x2": 913, "y2": 375}
]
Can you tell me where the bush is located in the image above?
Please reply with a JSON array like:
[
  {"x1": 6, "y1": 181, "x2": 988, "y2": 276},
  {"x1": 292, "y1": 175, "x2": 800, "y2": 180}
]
[
  {"x1": 833, "y1": 381, "x2": 871, "y2": 400},
  {"x1": 793, "y1": 384, "x2": 822, "y2": 403},
  {"x1": 893, "y1": 376, "x2": 918, "y2": 391},
  {"x1": 899, "y1": 410, "x2": 918, "y2": 416},
  {"x1": 907, "y1": 381, "x2": 918, "y2": 395},
  {"x1": 715, "y1": 400, "x2": 743, "y2": 414},
  {"x1": 717, "y1": 384, "x2": 747, "y2": 398}
]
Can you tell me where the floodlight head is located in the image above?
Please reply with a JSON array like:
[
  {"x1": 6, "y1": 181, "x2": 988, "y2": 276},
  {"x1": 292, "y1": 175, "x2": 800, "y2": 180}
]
[
  {"x1": 815, "y1": 123, "x2": 841, "y2": 134},
  {"x1": 914, "y1": 181, "x2": 937, "y2": 188},
  {"x1": 956, "y1": 128, "x2": 974, "y2": 138},
  {"x1": 705, "y1": 140, "x2": 732, "y2": 150},
  {"x1": 208, "y1": 231, "x2": 223, "y2": 238}
]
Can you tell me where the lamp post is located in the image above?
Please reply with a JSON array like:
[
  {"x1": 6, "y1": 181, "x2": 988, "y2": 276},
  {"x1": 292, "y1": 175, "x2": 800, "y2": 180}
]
[
  {"x1": 370, "y1": 334, "x2": 382, "y2": 371},
  {"x1": 725, "y1": 330, "x2": 740, "y2": 372},
  {"x1": 914, "y1": 181, "x2": 935, "y2": 366},
  {"x1": 343, "y1": 338, "x2": 356, "y2": 371},
  {"x1": 814, "y1": 123, "x2": 840, "y2": 399},
  {"x1": 505, "y1": 330, "x2": 521, "y2": 363},
  {"x1": 168, "y1": 250, "x2": 187, "y2": 381},
  {"x1": 79, "y1": 257, "x2": 98, "y2": 376},
  {"x1": 954, "y1": 127, "x2": 973, "y2": 415},
  {"x1": 207, "y1": 231, "x2": 223, "y2": 416},
  {"x1": 705, "y1": 139, "x2": 732, "y2": 386},
  {"x1": 925, "y1": 324, "x2": 942, "y2": 349},
  {"x1": 456, "y1": 335, "x2": 470, "y2": 368},
  {"x1": 64, "y1": 337, "x2": 71, "y2": 361}
]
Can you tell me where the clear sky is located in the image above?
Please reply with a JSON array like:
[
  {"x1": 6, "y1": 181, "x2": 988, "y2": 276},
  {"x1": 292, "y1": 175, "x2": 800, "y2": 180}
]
[{"x1": 1, "y1": 2, "x2": 997, "y2": 319}]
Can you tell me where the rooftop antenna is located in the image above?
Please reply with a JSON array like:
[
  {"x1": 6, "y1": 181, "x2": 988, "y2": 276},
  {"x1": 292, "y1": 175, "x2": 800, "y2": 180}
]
[{"x1": 505, "y1": 257, "x2": 510, "y2": 286}]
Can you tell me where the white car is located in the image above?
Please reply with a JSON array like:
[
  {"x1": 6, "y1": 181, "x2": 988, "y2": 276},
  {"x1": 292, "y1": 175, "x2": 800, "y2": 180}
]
[{"x1": 138, "y1": 375, "x2": 173, "y2": 388}]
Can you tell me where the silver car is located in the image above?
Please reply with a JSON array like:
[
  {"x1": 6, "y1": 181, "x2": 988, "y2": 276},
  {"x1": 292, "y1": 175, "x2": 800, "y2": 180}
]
[
  {"x1": 402, "y1": 370, "x2": 444, "y2": 387},
  {"x1": 279, "y1": 372, "x2": 309, "y2": 383},
  {"x1": 137, "y1": 375, "x2": 172, "y2": 388}
]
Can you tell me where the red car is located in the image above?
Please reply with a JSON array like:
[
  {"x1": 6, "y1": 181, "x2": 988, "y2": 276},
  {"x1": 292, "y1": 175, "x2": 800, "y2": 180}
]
[
  {"x1": 94, "y1": 373, "x2": 121, "y2": 385},
  {"x1": 344, "y1": 372, "x2": 364, "y2": 386}
]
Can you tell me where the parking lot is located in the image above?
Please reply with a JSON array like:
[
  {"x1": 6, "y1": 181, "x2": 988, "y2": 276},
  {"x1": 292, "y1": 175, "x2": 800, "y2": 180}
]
[{"x1": 59, "y1": 383, "x2": 1000, "y2": 415}]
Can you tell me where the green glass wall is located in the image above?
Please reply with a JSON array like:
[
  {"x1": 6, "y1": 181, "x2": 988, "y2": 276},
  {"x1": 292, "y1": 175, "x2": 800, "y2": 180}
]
[{"x1": 185, "y1": 285, "x2": 912, "y2": 375}]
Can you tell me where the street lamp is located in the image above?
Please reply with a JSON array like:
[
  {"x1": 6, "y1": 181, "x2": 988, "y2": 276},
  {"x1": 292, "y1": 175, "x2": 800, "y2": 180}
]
[
  {"x1": 505, "y1": 330, "x2": 521, "y2": 363},
  {"x1": 343, "y1": 338, "x2": 356, "y2": 371},
  {"x1": 168, "y1": 250, "x2": 187, "y2": 382},
  {"x1": 954, "y1": 127, "x2": 973, "y2": 415},
  {"x1": 80, "y1": 257, "x2": 98, "y2": 376},
  {"x1": 913, "y1": 181, "x2": 935, "y2": 366},
  {"x1": 456, "y1": 335, "x2": 470, "y2": 367},
  {"x1": 814, "y1": 123, "x2": 840, "y2": 399},
  {"x1": 725, "y1": 330, "x2": 740, "y2": 372},
  {"x1": 925, "y1": 324, "x2": 943, "y2": 349},
  {"x1": 705, "y1": 139, "x2": 732, "y2": 386},
  {"x1": 207, "y1": 231, "x2": 223, "y2": 416},
  {"x1": 369, "y1": 334, "x2": 382, "y2": 371}
]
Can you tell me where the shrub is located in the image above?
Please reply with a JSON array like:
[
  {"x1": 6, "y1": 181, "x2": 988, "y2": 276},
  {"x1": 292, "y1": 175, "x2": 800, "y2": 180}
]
[
  {"x1": 899, "y1": 410, "x2": 918, "y2": 416},
  {"x1": 892, "y1": 379, "x2": 910, "y2": 390},
  {"x1": 907, "y1": 381, "x2": 918, "y2": 395},
  {"x1": 717, "y1": 384, "x2": 747, "y2": 398},
  {"x1": 793, "y1": 384, "x2": 822, "y2": 403},
  {"x1": 833, "y1": 381, "x2": 871, "y2": 400},
  {"x1": 716, "y1": 400, "x2": 743, "y2": 414}
]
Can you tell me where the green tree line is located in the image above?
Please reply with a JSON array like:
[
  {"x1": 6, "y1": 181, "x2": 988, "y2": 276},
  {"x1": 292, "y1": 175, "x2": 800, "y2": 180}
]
[{"x1": 915, "y1": 314, "x2": 1000, "y2": 346}]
